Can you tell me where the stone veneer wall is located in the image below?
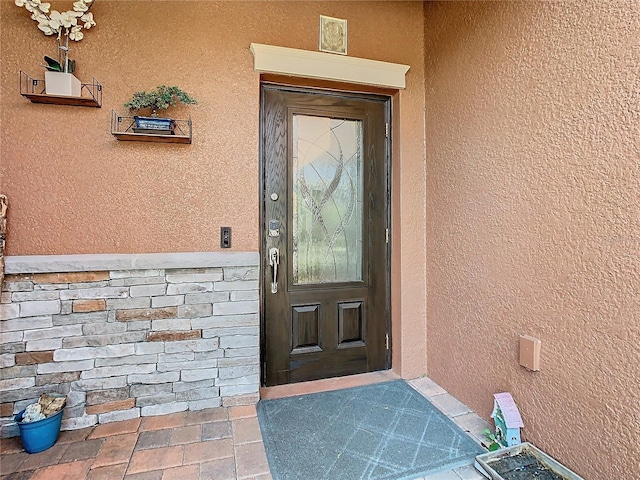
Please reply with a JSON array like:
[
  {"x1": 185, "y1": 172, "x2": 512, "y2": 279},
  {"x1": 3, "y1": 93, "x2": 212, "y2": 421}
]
[{"x1": 0, "y1": 252, "x2": 259, "y2": 437}]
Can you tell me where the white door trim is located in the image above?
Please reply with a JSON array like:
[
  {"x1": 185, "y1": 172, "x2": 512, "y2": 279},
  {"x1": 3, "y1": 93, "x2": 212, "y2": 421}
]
[{"x1": 250, "y1": 43, "x2": 410, "y2": 89}]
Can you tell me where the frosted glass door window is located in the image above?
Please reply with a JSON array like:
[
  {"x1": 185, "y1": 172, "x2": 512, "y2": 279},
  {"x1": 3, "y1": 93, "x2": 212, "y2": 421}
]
[{"x1": 292, "y1": 114, "x2": 364, "y2": 284}]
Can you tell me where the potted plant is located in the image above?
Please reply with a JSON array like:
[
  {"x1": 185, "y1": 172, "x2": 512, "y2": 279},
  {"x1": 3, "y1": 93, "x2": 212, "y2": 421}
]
[
  {"x1": 15, "y1": 0, "x2": 97, "y2": 96},
  {"x1": 14, "y1": 393, "x2": 66, "y2": 454},
  {"x1": 124, "y1": 86, "x2": 197, "y2": 135}
]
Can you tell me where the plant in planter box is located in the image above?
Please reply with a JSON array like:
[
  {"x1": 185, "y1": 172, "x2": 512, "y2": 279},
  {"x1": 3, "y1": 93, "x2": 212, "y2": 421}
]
[
  {"x1": 15, "y1": 0, "x2": 97, "y2": 96},
  {"x1": 124, "y1": 86, "x2": 197, "y2": 134},
  {"x1": 483, "y1": 428, "x2": 502, "y2": 452}
]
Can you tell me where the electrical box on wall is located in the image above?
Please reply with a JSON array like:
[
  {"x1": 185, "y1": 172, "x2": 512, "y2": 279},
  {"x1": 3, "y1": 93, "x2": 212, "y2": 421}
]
[
  {"x1": 519, "y1": 335, "x2": 541, "y2": 371},
  {"x1": 220, "y1": 227, "x2": 231, "y2": 248}
]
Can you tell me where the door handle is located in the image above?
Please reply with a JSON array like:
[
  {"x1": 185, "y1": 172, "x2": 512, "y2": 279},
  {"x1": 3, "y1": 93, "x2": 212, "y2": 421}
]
[{"x1": 269, "y1": 247, "x2": 280, "y2": 293}]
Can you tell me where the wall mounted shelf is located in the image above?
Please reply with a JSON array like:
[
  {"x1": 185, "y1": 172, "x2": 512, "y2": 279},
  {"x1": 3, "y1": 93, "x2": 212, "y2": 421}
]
[
  {"x1": 110, "y1": 110, "x2": 192, "y2": 144},
  {"x1": 19, "y1": 71, "x2": 102, "y2": 107}
]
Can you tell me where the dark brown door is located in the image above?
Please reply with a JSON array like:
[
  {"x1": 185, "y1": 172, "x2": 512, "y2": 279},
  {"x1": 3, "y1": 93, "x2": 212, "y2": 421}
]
[{"x1": 261, "y1": 85, "x2": 390, "y2": 386}]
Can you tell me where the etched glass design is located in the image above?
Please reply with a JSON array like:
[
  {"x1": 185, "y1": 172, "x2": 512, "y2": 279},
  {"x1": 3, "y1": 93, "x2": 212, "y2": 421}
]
[{"x1": 292, "y1": 114, "x2": 363, "y2": 284}]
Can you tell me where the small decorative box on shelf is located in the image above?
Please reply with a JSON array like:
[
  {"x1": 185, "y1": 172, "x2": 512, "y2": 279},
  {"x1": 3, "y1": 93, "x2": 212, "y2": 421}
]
[
  {"x1": 110, "y1": 110, "x2": 192, "y2": 144},
  {"x1": 19, "y1": 71, "x2": 102, "y2": 108}
]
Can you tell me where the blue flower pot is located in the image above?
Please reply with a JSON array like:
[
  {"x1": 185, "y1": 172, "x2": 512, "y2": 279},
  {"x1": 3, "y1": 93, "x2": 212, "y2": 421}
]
[{"x1": 15, "y1": 408, "x2": 64, "y2": 454}]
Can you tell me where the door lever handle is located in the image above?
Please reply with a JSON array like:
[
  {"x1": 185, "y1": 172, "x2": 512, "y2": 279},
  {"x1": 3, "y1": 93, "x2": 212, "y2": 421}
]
[{"x1": 269, "y1": 247, "x2": 280, "y2": 294}]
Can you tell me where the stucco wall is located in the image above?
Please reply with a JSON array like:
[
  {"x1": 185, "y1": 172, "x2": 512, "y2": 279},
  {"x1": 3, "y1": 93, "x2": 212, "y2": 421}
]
[
  {"x1": 1, "y1": 2, "x2": 427, "y2": 378},
  {"x1": 1, "y1": 1, "x2": 424, "y2": 255},
  {"x1": 425, "y1": 1, "x2": 640, "y2": 478}
]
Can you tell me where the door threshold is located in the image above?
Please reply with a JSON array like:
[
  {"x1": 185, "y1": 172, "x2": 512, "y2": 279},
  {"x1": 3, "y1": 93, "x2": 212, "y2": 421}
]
[{"x1": 260, "y1": 370, "x2": 400, "y2": 400}]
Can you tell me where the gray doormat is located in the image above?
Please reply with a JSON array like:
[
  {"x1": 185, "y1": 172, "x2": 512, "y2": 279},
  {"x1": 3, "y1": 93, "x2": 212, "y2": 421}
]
[{"x1": 257, "y1": 380, "x2": 485, "y2": 480}]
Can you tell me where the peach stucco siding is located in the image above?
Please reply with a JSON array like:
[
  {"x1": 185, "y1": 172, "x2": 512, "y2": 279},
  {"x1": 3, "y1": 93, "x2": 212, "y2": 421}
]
[
  {"x1": 0, "y1": 2, "x2": 427, "y2": 377},
  {"x1": 1, "y1": 1, "x2": 425, "y2": 256},
  {"x1": 425, "y1": 1, "x2": 640, "y2": 478},
  {"x1": 3, "y1": 0, "x2": 639, "y2": 477}
]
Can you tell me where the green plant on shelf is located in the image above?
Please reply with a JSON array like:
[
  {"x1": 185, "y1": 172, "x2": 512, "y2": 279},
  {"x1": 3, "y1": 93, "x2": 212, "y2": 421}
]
[
  {"x1": 124, "y1": 86, "x2": 197, "y2": 117},
  {"x1": 44, "y1": 54, "x2": 75, "y2": 74}
]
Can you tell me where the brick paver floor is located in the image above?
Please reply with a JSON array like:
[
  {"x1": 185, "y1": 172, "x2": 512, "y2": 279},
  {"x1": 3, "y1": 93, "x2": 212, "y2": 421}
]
[
  {"x1": 0, "y1": 405, "x2": 271, "y2": 480},
  {"x1": 0, "y1": 375, "x2": 488, "y2": 480}
]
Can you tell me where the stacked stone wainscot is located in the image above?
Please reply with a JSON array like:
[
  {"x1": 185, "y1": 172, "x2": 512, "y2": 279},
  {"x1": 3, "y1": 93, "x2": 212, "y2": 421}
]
[{"x1": 0, "y1": 252, "x2": 259, "y2": 437}]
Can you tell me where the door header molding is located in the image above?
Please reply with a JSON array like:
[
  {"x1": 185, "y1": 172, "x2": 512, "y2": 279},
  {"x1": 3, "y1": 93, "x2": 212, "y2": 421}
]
[{"x1": 250, "y1": 43, "x2": 410, "y2": 89}]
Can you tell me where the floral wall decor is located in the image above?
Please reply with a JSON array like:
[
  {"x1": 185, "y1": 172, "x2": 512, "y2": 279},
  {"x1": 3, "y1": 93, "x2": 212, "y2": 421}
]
[{"x1": 15, "y1": 0, "x2": 96, "y2": 73}]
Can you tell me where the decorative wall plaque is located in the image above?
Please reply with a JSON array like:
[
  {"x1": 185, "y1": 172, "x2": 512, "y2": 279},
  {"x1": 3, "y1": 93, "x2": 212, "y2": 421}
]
[{"x1": 319, "y1": 15, "x2": 347, "y2": 55}]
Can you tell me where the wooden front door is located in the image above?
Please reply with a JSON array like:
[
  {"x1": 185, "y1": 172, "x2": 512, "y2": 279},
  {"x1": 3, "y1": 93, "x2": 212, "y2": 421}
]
[{"x1": 261, "y1": 84, "x2": 390, "y2": 386}]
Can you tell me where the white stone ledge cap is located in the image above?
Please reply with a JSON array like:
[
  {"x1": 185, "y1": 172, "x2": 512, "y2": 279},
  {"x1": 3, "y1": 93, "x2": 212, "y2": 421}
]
[
  {"x1": 5, "y1": 252, "x2": 259, "y2": 274},
  {"x1": 250, "y1": 43, "x2": 410, "y2": 89}
]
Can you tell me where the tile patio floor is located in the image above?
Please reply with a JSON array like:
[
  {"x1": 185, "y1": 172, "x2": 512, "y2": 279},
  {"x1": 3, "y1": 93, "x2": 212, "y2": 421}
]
[{"x1": 0, "y1": 374, "x2": 489, "y2": 480}]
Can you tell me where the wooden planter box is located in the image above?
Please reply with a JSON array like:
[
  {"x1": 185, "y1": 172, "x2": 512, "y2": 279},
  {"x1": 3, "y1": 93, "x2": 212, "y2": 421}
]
[{"x1": 475, "y1": 442, "x2": 584, "y2": 480}]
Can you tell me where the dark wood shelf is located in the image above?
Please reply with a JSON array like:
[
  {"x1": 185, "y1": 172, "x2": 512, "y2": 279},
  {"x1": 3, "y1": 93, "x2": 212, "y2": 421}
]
[
  {"x1": 21, "y1": 92, "x2": 101, "y2": 108},
  {"x1": 112, "y1": 132, "x2": 191, "y2": 144},
  {"x1": 19, "y1": 71, "x2": 102, "y2": 108},
  {"x1": 110, "y1": 110, "x2": 192, "y2": 144}
]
